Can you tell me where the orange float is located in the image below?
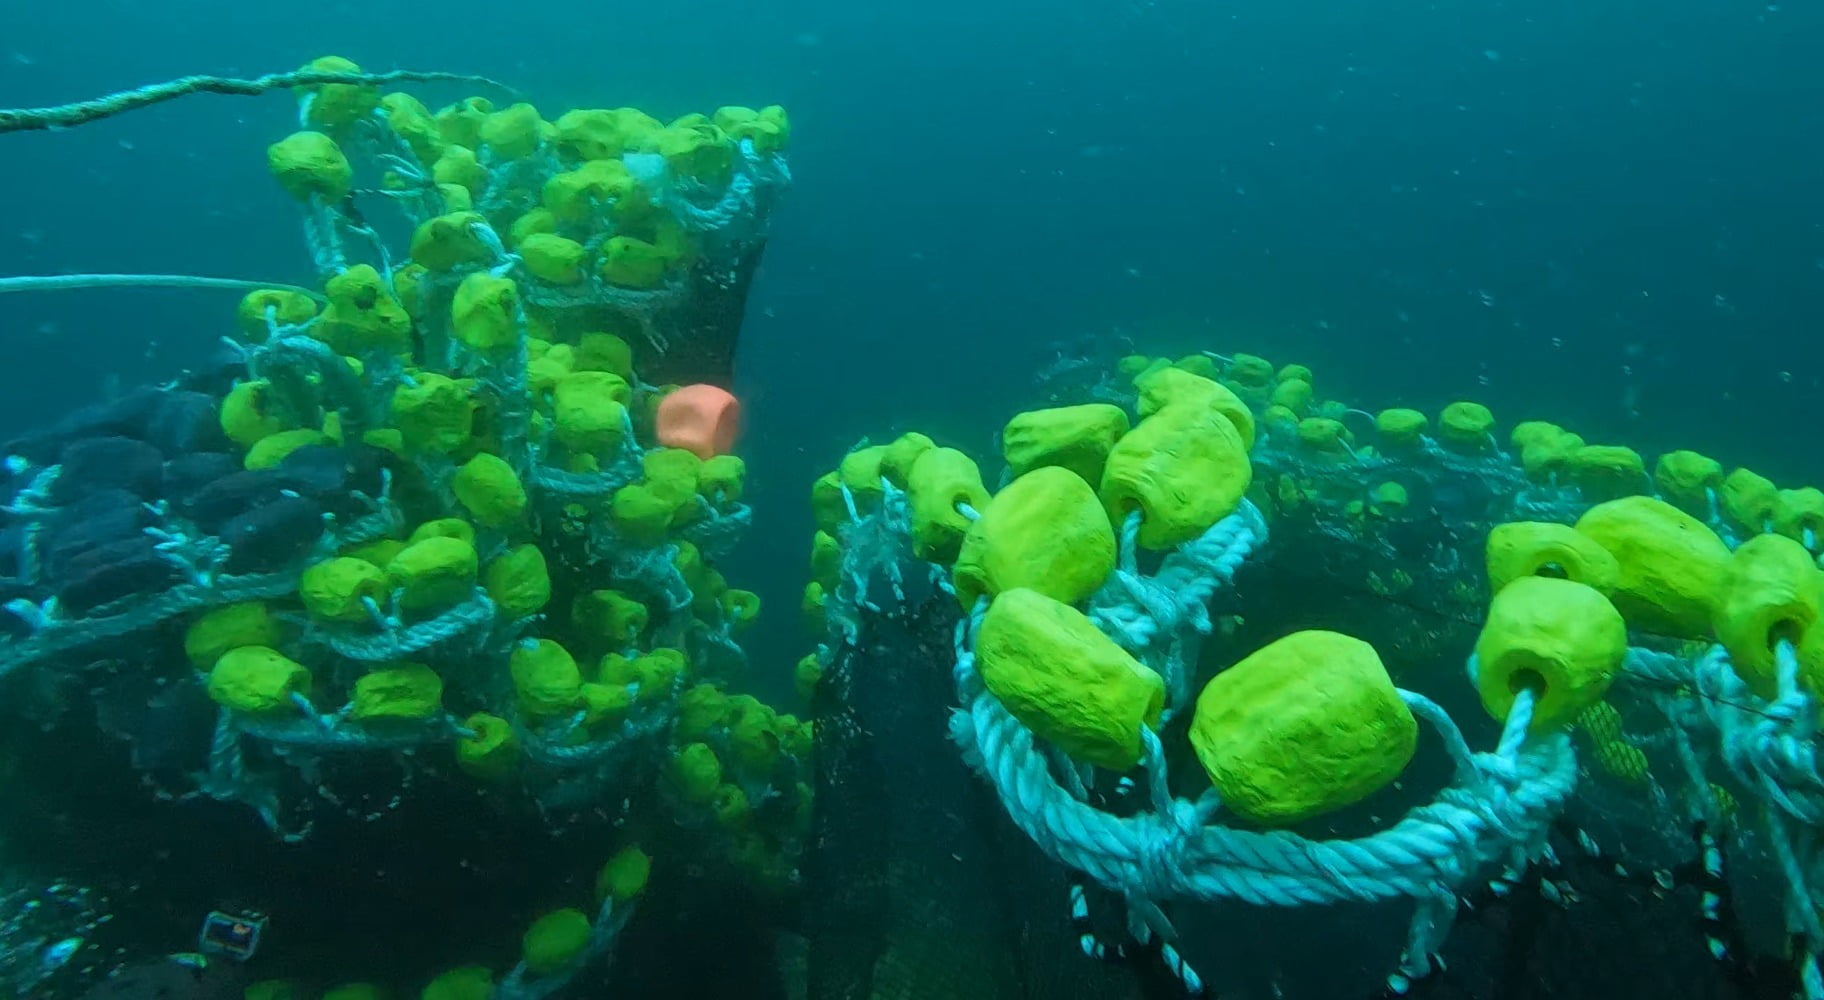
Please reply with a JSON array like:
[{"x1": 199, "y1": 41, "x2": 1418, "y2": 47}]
[{"x1": 655, "y1": 384, "x2": 742, "y2": 458}]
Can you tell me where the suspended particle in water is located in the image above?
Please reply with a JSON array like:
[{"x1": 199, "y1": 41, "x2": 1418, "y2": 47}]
[{"x1": 1779, "y1": 371, "x2": 1794, "y2": 383}]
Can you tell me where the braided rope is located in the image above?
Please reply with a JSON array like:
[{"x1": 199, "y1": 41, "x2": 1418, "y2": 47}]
[
  {"x1": 589, "y1": 539, "x2": 693, "y2": 611},
  {"x1": 515, "y1": 697, "x2": 674, "y2": 768},
  {"x1": 668, "y1": 162, "x2": 759, "y2": 232},
  {"x1": 0, "y1": 273, "x2": 327, "y2": 301},
  {"x1": 517, "y1": 272, "x2": 685, "y2": 355},
  {"x1": 0, "y1": 572, "x2": 297, "y2": 678},
  {"x1": 300, "y1": 195, "x2": 347, "y2": 277},
  {"x1": 0, "y1": 69, "x2": 522, "y2": 134},
  {"x1": 1619, "y1": 646, "x2": 1695, "y2": 686},
  {"x1": 233, "y1": 709, "x2": 471, "y2": 751},
  {"x1": 678, "y1": 502, "x2": 753, "y2": 560},
  {"x1": 335, "y1": 501, "x2": 405, "y2": 548},
  {"x1": 528, "y1": 450, "x2": 643, "y2": 498},
  {"x1": 1089, "y1": 504, "x2": 1265, "y2": 712},
  {"x1": 314, "y1": 591, "x2": 497, "y2": 661},
  {"x1": 955, "y1": 639, "x2": 1573, "y2": 910}
]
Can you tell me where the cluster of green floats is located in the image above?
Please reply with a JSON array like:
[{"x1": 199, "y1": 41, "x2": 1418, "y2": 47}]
[
  {"x1": 269, "y1": 56, "x2": 787, "y2": 302},
  {"x1": 137, "y1": 63, "x2": 805, "y2": 1000},
  {"x1": 800, "y1": 350, "x2": 1797, "y2": 831}
]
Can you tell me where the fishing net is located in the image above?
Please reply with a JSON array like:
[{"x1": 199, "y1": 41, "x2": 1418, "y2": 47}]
[{"x1": 806, "y1": 593, "x2": 1151, "y2": 1000}]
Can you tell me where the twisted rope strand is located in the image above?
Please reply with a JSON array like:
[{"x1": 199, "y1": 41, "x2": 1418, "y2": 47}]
[{"x1": 0, "y1": 70, "x2": 522, "y2": 134}]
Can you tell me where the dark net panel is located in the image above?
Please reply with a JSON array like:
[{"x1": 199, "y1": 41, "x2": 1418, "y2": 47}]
[
  {"x1": 642, "y1": 239, "x2": 768, "y2": 390},
  {"x1": 1401, "y1": 827, "x2": 1794, "y2": 1000},
  {"x1": 806, "y1": 596, "x2": 1150, "y2": 1000}
]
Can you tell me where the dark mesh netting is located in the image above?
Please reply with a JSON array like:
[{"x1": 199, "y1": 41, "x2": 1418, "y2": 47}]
[
  {"x1": 645, "y1": 166, "x2": 785, "y2": 391},
  {"x1": 807, "y1": 595, "x2": 1153, "y2": 1000},
  {"x1": 641, "y1": 238, "x2": 769, "y2": 389},
  {"x1": 1400, "y1": 822, "x2": 1795, "y2": 1000}
]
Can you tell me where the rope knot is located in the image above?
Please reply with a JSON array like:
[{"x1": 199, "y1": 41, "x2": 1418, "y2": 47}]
[{"x1": 1476, "y1": 751, "x2": 1521, "y2": 795}]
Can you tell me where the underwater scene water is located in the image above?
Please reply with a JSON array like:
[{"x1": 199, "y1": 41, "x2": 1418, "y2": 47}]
[{"x1": 0, "y1": 0, "x2": 1821, "y2": 997}]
